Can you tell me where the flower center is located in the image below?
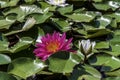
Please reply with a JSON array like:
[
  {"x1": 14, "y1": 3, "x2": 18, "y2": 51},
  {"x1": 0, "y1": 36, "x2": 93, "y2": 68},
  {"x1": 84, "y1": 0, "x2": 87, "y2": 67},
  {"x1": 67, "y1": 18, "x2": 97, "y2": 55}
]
[{"x1": 46, "y1": 41, "x2": 60, "y2": 53}]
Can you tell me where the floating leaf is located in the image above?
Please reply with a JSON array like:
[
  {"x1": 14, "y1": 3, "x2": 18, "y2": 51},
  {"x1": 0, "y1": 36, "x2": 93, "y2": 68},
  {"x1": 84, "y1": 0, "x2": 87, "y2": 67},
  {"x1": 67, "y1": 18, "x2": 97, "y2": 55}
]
[
  {"x1": 65, "y1": 12, "x2": 95, "y2": 22},
  {"x1": 0, "y1": 54, "x2": 11, "y2": 65},
  {"x1": 96, "y1": 16, "x2": 111, "y2": 29},
  {"x1": 0, "y1": 37, "x2": 33, "y2": 53},
  {"x1": 0, "y1": 18, "x2": 15, "y2": 30},
  {"x1": 3, "y1": 5, "x2": 43, "y2": 22},
  {"x1": 10, "y1": 37, "x2": 33, "y2": 53},
  {"x1": 57, "y1": 5, "x2": 73, "y2": 14},
  {"x1": 69, "y1": 65, "x2": 101, "y2": 80},
  {"x1": 0, "y1": 72, "x2": 17, "y2": 80},
  {"x1": 48, "y1": 52, "x2": 81, "y2": 73},
  {"x1": 51, "y1": 18, "x2": 71, "y2": 32},
  {"x1": 86, "y1": 29, "x2": 111, "y2": 38},
  {"x1": 0, "y1": 0, "x2": 19, "y2": 8},
  {"x1": 103, "y1": 77, "x2": 120, "y2": 80},
  {"x1": 108, "y1": 35, "x2": 120, "y2": 56},
  {"x1": 8, "y1": 57, "x2": 46, "y2": 79},
  {"x1": 105, "y1": 69, "x2": 120, "y2": 77},
  {"x1": 89, "y1": 54, "x2": 120, "y2": 71},
  {"x1": 95, "y1": 41, "x2": 110, "y2": 49},
  {"x1": 30, "y1": 12, "x2": 53, "y2": 24}
]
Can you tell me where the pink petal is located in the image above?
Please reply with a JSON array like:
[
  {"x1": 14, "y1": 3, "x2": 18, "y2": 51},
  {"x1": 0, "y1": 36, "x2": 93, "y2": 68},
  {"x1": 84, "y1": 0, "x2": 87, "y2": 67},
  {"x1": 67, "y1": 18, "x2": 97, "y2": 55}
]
[
  {"x1": 36, "y1": 43, "x2": 46, "y2": 48},
  {"x1": 33, "y1": 31, "x2": 74, "y2": 61},
  {"x1": 61, "y1": 38, "x2": 73, "y2": 50}
]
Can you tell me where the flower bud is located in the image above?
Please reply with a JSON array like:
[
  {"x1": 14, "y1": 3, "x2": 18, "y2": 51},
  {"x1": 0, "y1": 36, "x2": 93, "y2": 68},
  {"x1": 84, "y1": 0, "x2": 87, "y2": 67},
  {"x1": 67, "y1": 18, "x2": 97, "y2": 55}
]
[{"x1": 79, "y1": 39, "x2": 96, "y2": 56}]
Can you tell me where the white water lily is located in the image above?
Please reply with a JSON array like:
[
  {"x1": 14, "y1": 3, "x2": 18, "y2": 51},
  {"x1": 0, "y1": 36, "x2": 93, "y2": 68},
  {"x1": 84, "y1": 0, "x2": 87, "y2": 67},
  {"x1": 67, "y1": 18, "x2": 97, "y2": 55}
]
[
  {"x1": 45, "y1": 0, "x2": 68, "y2": 7},
  {"x1": 79, "y1": 39, "x2": 96, "y2": 55}
]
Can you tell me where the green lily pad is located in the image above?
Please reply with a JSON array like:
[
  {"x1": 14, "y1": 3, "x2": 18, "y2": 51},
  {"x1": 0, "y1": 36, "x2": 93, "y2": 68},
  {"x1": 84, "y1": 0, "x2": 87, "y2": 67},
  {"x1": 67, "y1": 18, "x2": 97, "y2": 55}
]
[
  {"x1": 89, "y1": 54, "x2": 120, "y2": 71},
  {"x1": 0, "y1": 72, "x2": 17, "y2": 80},
  {"x1": 0, "y1": 37, "x2": 33, "y2": 53},
  {"x1": 95, "y1": 41, "x2": 110, "y2": 49},
  {"x1": 96, "y1": 16, "x2": 111, "y2": 29},
  {"x1": 105, "y1": 69, "x2": 120, "y2": 77},
  {"x1": 65, "y1": 12, "x2": 95, "y2": 22},
  {"x1": 86, "y1": 29, "x2": 112, "y2": 38},
  {"x1": 78, "y1": 75, "x2": 100, "y2": 80},
  {"x1": 0, "y1": 54, "x2": 11, "y2": 65},
  {"x1": 8, "y1": 57, "x2": 46, "y2": 79},
  {"x1": 3, "y1": 5, "x2": 43, "y2": 22},
  {"x1": 69, "y1": 65, "x2": 101, "y2": 80},
  {"x1": 51, "y1": 18, "x2": 71, "y2": 32},
  {"x1": 10, "y1": 37, "x2": 34, "y2": 53},
  {"x1": 0, "y1": 18, "x2": 15, "y2": 30},
  {"x1": 93, "y1": 2, "x2": 110, "y2": 11},
  {"x1": 57, "y1": 5, "x2": 73, "y2": 14},
  {"x1": 108, "y1": 35, "x2": 120, "y2": 56},
  {"x1": 29, "y1": 12, "x2": 53, "y2": 24},
  {"x1": 0, "y1": 0, "x2": 19, "y2": 8},
  {"x1": 48, "y1": 52, "x2": 81, "y2": 73},
  {"x1": 103, "y1": 77, "x2": 120, "y2": 80}
]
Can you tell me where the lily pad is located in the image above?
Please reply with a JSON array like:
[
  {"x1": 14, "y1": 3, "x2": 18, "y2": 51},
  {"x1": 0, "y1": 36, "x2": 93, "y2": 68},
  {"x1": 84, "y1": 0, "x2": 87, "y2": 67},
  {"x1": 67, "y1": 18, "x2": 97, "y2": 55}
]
[
  {"x1": 0, "y1": 72, "x2": 17, "y2": 80},
  {"x1": 0, "y1": 54, "x2": 11, "y2": 65},
  {"x1": 48, "y1": 52, "x2": 81, "y2": 73},
  {"x1": 8, "y1": 57, "x2": 46, "y2": 79}
]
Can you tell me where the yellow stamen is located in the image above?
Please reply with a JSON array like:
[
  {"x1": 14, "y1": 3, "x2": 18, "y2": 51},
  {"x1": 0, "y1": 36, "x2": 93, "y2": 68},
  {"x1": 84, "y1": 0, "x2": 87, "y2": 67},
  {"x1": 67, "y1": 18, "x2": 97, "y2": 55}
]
[{"x1": 46, "y1": 41, "x2": 59, "y2": 53}]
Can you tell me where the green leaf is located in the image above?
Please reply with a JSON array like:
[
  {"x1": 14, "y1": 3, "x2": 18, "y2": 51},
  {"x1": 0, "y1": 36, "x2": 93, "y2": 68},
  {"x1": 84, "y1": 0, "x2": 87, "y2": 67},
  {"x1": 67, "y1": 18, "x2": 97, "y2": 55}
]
[
  {"x1": 8, "y1": 57, "x2": 46, "y2": 79},
  {"x1": 106, "y1": 12, "x2": 120, "y2": 23},
  {"x1": 0, "y1": 72, "x2": 17, "y2": 80},
  {"x1": 108, "y1": 35, "x2": 120, "y2": 56},
  {"x1": 95, "y1": 41, "x2": 110, "y2": 49},
  {"x1": 48, "y1": 52, "x2": 80, "y2": 73},
  {"x1": 65, "y1": 12, "x2": 95, "y2": 22},
  {"x1": 88, "y1": 54, "x2": 120, "y2": 71},
  {"x1": 51, "y1": 18, "x2": 71, "y2": 32},
  {"x1": 105, "y1": 69, "x2": 120, "y2": 77},
  {"x1": 39, "y1": 2, "x2": 56, "y2": 11},
  {"x1": 3, "y1": 17, "x2": 36, "y2": 36},
  {"x1": 3, "y1": 5, "x2": 43, "y2": 22},
  {"x1": 93, "y1": 0, "x2": 102, "y2": 2},
  {"x1": 103, "y1": 77, "x2": 120, "y2": 80},
  {"x1": 108, "y1": 1, "x2": 120, "y2": 10},
  {"x1": 10, "y1": 37, "x2": 33, "y2": 53},
  {"x1": 93, "y1": 3, "x2": 110, "y2": 11},
  {"x1": 0, "y1": 37, "x2": 33, "y2": 53},
  {"x1": 0, "y1": 18, "x2": 15, "y2": 30},
  {"x1": 86, "y1": 29, "x2": 111, "y2": 38},
  {"x1": 24, "y1": 0, "x2": 35, "y2": 4},
  {"x1": 30, "y1": 12, "x2": 53, "y2": 24},
  {"x1": 69, "y1": 65, "x2": 101, "y2": 80},
  {"x1": 96, "y1": 16, "x2": 111, "y2": 29},
  {"x1": 93, "y1": 1, "x2": 120, "y2": 11},
  {"x1": 57, "y1": 5, "x2": 73, "y2": 14},
  {"x1": 0, "y1": 0, "x2": 19, "y2": 8},
  {"x1": 0, "y1": 40, "x2": 9, "y2": 53},
  {"x1": 114, "y1": 30, "x2": 120, "y2": 36},
  {"x1": 83, "y1": 65, "x2": 101, "y2": 79},
  {"x1": 0, "y1": 54, "x2": 11, "y2": 65},
  {"x1": 78, "y1": 75, "x2": 100, "y2": 80}
]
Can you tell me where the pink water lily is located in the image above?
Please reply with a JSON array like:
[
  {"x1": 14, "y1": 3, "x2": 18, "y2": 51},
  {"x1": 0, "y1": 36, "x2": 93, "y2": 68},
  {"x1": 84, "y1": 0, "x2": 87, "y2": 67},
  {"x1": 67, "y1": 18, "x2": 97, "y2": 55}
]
[{"x1": 33, "y1": 31, "x2": 73, "y2": 61}]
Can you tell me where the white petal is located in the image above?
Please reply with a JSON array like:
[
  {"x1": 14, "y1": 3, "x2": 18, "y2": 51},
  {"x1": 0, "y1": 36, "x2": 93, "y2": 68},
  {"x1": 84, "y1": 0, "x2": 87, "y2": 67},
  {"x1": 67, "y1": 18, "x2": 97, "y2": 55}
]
[{"x1": 92, "y1": 41, "x2": 96, "y2": 50}]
